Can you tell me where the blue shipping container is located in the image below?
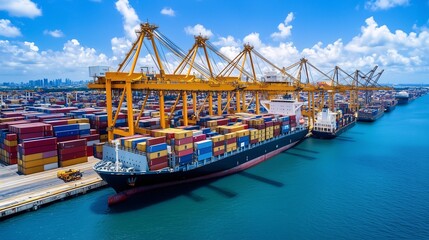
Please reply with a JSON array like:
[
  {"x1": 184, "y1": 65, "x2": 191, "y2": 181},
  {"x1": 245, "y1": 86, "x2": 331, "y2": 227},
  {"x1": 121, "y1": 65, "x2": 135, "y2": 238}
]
[
  {"x1": 55, "y1": 129, "x2": 79, "y2": 137},
  {"x1": 79, "y1": 129, "x2": 90, "y2": 136},
  {"x1": 197, "y1": 152, "x2": 212, "y2": 161},
  {"x1": 196, "y1": 146, "x2": 212, "y2": 155},
  {"x1": 53, "y1": 124, "x2": 79, "y2": 132},
  {"x1": 147, "y1": 143, "x2": 168, "y2": 153},
  {"x1": 178, "y1": 154, "x2": 193, "y2": 165},
  {"x1": 194, "y1": 140, "x2": 212, "y2": 149}
]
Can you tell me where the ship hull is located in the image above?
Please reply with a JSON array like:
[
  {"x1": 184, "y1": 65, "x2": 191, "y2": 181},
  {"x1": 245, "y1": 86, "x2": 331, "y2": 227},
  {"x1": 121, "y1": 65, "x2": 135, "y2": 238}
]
[
  {"x1": 357, "y1": 110, "x2": 384, "y2": 122},
  {"x1": 312, "y1": 121, "x2": 356, "y2": 139},
  {"x1": 396, "y1": 97, "x2": 409, "y2": 105},
  {"x1": 96, "y1": 129, "x2": 308, "y2": 193}
]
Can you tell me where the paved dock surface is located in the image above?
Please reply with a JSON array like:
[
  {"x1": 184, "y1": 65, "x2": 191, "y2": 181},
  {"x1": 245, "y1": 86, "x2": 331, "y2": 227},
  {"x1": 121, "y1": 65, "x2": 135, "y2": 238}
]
[{"x1": 0, "y1": 157, "x2": 106, "y2": 218}]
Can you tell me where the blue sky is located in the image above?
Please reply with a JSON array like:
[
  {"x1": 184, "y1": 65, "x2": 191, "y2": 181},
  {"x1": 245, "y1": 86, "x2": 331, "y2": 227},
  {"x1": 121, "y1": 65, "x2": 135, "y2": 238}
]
[{"x1": 0, "y1": 0, "x2": 428, "y2": 84}]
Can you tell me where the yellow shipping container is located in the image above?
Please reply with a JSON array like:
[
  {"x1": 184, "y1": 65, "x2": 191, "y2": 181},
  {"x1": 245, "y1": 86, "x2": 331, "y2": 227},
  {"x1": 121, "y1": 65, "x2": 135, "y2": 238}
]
[
  {"x1": 20, "y1": 156, "x2": 58, "y2": 168},
  {"x1": 4, "y1": 140, "x2": 17, "y2": 147},
  {"x1": 147, "y1": 150, "x2": 168, "y2": 160},
  {"x1": 224, "y1": 132, "x2": 237, "y2": 140},
  {"x1": 211, "y1": 135, "x2": 225, "y2": 142},
  {"x1": 175, "y1": 143, "x2": 193, "y2": 152},
  {"x1": 137, "y1": 142, "x2": 147, "y2": 152},
  {"x1": 226, "y1": 142, "x2": 236, "y2": 149},
  {"x1": 274, "y1": 125, "x2": 280, "y2": 130},
  {"x1": 250, "y1": 135, "x2": 259, "y2": 140},
  {"x1": 21, "y1": 152, "x2": 43, "y2": 161},
  {"x1": 174, "y1": 130, "x2": 193, "y2": 140},
  {"x1": 236, "y1": 129, "x2": 250, "y2": 137},
  {"x1": 18, "y1": 165, "x2": 44, "y2": 175},
  {"x1": 213, "y1": 145, "x2": 225, "y2": 152},
  {"x1": 207, "y1": 120, "x2": 218, "y2": 127},
  {"x1": 100, "y1": 134, "x2": 108, "y2": 141},
  {"x1": 59, "y1": 157, "x2": 88, "y2": 167},
  {"x1": 226, "y1": 146, "x2": 237, "y2": 152}
]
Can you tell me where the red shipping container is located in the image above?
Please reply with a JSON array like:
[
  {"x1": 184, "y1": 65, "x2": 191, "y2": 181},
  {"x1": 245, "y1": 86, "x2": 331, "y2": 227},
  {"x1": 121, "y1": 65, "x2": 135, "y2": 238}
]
[
  {"x1": 9, "y1": 124, "x2": 46, "y2": 134},
  {"x1": 175, "y1": 148, "x2": 193, "y2": 157},
  {"x1": 147, "y1": 136, "x2": 166, "y2": 146},
  {"x1": 87, "y1": 146, "x2": 94, "y2": 156},
  {"x1": 217, "y1": 119, "x2": 228, "y2": 125},
  {"x1": 6, "y1": 134, "x2": 17, "y2": 141},
  {"x1": 265, "y1": 121, "x2": 273, "y2": 127},
  {"x1": 59, "y1": 151, "x2": 87, "y2": 161},
  {"x1": 57, "y1": 135, "x2": 79, "y2": 142},
  {"x1": 22, "y1": 137, "x2": 57, "y2": 149},
  {"x1": 193, "y1": 134, "x2": 206, "y2": 142},
  {"x1": 225, "y1": 138, "x2": 236, "y2": 144},
  {"x1": 4, "y1": 145, "x2": 17, "y2": 152},
  {"x1": 59, "y1": 145, "x2": 86, "y2": 155},
  {"x1": 19, "y1": 132, "x2": 45, "y2": 140},
  {"x1": 148, "y1": 155, "x2": 168, "y2": 166},
  {"x1": 213, "y1": 149, "x2": 225, "y2": 156},
  {"x1": 22, "y1": 144, "x2": 57, "y2": 155},
  {"x1": 58, "y1": 139, "x2": 86, "y2": 149},
  {"x1": 212, "y1": 141, "x2": 224, "y2": 148},
  {"x1": 79, "y1": 134, "x2": 100, "y2": 141},
  {"x1": 149, "y1": 161, "x2": 168, "y2": 171},
  {"x1": 175, "y1": 136, "x2": 193, "y2": 145},
  {"x1": 44, "y1": 120, "x2": 69, "y2": 126},
  {"x1": 250, "y1": 139, "x2": 259, "y2": 144}
]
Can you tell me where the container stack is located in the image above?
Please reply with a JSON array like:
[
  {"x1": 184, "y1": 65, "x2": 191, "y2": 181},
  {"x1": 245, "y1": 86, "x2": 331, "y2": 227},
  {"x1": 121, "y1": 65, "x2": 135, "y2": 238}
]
[
  {"x1": 211, "y1": 135, "x2": 225, "y2": 156},
  {"x1": 58, "y1": 139, "x2": 88, "y2": 167},
  {"x1": 265, "y1": 121, "x2": 274, "y2": 140},
  {"x1": 224, "y1": 132, "x2": 237, "y2": 152},
  {"x1": 9, "y1": 123, "x2": 53, "y2": 140},
  {"x1": 17, "y1": 137, "x2": 58, "y2": 175},
  {"x1": 146, "y1": 136, "x2": 168, "y2": 171},
  {"x1": 236, "y1": 129, "x2": 250, "y2": 148},
  {"x1": 194, "y1": 139, "x2": 213, "y2": 161},
  {"x1": 279, "y1": 116, "x2": 290, "y2": 134},
  {"x1": 0, "y1": 133, "x2": 18, "y2": 164},
  {"x1": 174, "y1": 130, "x2": 193, "y2": 166},
  {"x1": 249, "y1": 129, "x2": 259, "y2": 144},
  {"x1": 79, "y1": 134, "x2": 100, "y2": 156},
  {"x1": 53, "y1": 124, "x2": 80, "y2": 142}
]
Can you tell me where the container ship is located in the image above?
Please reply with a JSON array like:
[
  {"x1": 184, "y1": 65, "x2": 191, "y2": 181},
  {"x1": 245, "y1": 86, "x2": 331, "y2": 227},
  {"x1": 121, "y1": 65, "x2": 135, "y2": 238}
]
[
  {"x1": 311, "y1": 106, "x2": 356, "y2": 139},
  {"x1": 395, "y1": 91, "x2": 410, "y2": 105},
  {"x1": 94, "y1": 99, "x2": 308, "y2": 194},
  {"x1": 383, "y1": 98, "x2": 397, "y2": 112},
  {"x1": 357, "y1": 105, "x2": 384, "y2": 122}
]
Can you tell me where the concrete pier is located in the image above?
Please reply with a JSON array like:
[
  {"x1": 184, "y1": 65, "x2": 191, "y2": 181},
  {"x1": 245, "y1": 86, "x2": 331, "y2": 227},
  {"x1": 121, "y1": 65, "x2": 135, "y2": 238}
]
[{"x1": 0, "y1": 157, "x2": 106, "y2": 218}]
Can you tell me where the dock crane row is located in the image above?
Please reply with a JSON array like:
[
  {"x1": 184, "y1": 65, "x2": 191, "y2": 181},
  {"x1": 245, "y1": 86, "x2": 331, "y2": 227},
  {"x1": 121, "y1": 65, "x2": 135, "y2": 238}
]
[{"x1": 88, "y1": 22, "x2": 390, "y2": 141}]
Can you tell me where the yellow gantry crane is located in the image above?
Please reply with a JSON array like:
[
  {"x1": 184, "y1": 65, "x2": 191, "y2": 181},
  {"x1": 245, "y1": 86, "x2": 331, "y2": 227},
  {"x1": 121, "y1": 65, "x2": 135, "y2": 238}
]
[{"x1": 88, "y1": 22, "x2": 391, "y2": 141}]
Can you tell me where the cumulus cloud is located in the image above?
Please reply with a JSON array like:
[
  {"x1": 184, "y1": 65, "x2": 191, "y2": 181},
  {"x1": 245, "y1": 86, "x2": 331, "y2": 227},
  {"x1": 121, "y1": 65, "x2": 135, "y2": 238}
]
[
  {"x1": 0, "y1": 0, "x2": 42, "y2": 18},
  {"x1": 365, "y1": 0, "x2": 409, "y2": 11},
  {"x1": 0, "y1": 39, "x2": 110, "y2": 81},
  {"x1": 243, "y1": 32, "x2": 263, "y2": 48},
  {"x1": 185, "y1": 24, "x2": 213, "y2": 38},
  {"x1": 160, "y1": 7, "x2": 175, "y2": 16},
  {"x1": 271, "y1": 12, "x2": 294, "y2": 40},
  {"x1": 0, "y1": 19, "x2": 21, "y2": 37},
  {"x1": 44, "y1": 29, "x2": 64, "y2": 38},
  {"x1": 115, "y1": 0, "x2": 141, "y2": 39}
]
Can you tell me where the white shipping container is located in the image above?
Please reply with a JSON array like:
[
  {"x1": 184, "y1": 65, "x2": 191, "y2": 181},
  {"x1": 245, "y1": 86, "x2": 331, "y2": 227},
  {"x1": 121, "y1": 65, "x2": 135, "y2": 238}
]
[
  {"x1": 87, "y1": 140, "x2": 100, "y2": 146},
  {"x1": 78, "y1": 123, "x2": 91, "y2": 130},
  {"x1": 44, "y1": 162, "x2": 59, "y2": 171}
]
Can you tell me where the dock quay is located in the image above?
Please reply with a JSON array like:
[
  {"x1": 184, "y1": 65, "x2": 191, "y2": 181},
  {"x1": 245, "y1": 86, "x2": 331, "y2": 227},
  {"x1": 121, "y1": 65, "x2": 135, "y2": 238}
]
[{"x1": 0, "y1": 157, "x2": 105, "y2": 218}]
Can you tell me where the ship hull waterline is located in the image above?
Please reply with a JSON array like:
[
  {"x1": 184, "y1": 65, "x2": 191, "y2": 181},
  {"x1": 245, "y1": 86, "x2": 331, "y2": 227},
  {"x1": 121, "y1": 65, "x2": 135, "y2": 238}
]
[
  {"x1": 96, "y1": 129, "x2": 308, "y2": 205},
  {"x1": 311, "y1": 121, "x2": 356, "y2": 139}
]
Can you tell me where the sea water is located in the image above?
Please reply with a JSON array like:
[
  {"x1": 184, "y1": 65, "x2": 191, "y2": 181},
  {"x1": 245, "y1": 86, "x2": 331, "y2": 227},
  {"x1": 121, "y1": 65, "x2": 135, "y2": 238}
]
[{"x1": 1, "y1": 95, "x2": 429, "y2": 240}]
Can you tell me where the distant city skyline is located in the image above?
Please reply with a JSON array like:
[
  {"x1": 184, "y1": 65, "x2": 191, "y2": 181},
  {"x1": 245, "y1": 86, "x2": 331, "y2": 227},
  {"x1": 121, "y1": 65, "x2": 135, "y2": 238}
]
[{"x1": 0, "y1": 0, "x2": 428, "y2": 84}]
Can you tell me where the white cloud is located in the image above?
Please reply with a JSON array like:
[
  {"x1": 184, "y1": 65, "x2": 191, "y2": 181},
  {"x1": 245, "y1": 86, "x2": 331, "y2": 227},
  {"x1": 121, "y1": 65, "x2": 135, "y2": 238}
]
[
  {"x1": 271, "y1": 12, "x2": 294, "y2": 40},
  {"x1": 0, "y1": 19, "x2": 21, "y2": 37},
  {"x1": 185, "y1": 24, "x2": 213, "y2": 38},
  {"x1": 115, "y1": 0, "x2": 141, "y2": 39},
  {"x1": 365, "y1": 0, "x2": 409, "y2": 11},
  {"x1": 0, "y1": 0, "x2": 42, "y2": 18},
  {"x1": 44, "y1": 29, "x2": 64, "y2": 38},
  {"x1": 0, "y1": 39, "x2": 110, "y2": 81},
  {"x1": 213, "y1": 35, "x2": 240, "y2": 47},
  {"x1": 160, "y1": 7, "x2": 175, "y2": 17},
  {"x1": 243, "y1": 32, "x2": 263, "y2": 48}
]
